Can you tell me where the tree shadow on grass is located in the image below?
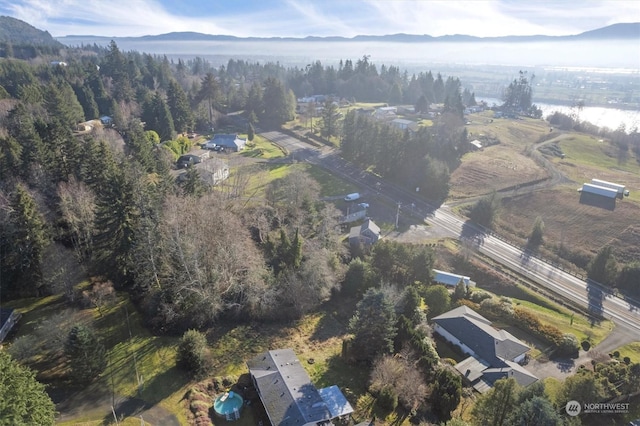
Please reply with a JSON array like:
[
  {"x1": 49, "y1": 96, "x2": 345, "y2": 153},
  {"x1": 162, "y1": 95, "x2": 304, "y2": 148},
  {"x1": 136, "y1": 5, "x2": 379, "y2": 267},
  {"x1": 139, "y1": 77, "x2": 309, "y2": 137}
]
[{"x1": 310, "y1": 311, "x2": 349, "y2": 342}]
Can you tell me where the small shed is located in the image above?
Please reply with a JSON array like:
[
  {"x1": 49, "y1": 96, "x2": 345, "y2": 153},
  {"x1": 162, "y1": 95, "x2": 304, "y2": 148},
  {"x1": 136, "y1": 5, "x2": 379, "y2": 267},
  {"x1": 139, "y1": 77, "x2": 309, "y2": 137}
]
[
  {"x1": 433, "y1": 269, "x2": 474, "y2": 287},
  {"x1": 469, "y1": 140, "x2": 483, "y2": 150}
]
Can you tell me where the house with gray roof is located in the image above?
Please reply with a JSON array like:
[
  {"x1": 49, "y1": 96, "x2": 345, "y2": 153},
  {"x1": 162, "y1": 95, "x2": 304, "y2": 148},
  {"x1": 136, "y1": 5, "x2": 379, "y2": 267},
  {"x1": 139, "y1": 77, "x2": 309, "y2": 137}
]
[
  {"x1": 432, "y1": 306, "x2": 537, "y2": 393},
  {"x1": 211, "y1": 134, "x2": 247, "y2": 151},
  {"x1": 247, "y1": 349, "x2": 353, "y2": 426},
  {"x1": 349, "y1": 219, "x2": 380, "y2": 248}
]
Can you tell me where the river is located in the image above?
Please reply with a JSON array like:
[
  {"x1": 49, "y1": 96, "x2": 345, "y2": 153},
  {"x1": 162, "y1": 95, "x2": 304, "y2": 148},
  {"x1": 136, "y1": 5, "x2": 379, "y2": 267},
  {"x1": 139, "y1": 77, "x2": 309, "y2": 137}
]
[{"x1": 478, "y1": 97, "x2": 639, "y2": 132}]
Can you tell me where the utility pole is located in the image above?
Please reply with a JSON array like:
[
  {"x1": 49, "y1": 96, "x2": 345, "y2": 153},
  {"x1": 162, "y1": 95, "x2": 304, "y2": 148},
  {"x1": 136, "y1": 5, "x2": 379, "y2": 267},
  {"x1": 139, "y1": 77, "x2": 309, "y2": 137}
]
[{"x1": 395, "y1": 203, "x2": 401, "y2": 229}]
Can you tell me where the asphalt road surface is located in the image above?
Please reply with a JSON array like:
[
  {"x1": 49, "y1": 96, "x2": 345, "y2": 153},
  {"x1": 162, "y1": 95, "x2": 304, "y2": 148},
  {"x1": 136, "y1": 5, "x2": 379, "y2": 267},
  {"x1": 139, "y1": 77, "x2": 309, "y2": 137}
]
[{"x1": 261, "y1": 130, "x2": 640, "y2": 335}]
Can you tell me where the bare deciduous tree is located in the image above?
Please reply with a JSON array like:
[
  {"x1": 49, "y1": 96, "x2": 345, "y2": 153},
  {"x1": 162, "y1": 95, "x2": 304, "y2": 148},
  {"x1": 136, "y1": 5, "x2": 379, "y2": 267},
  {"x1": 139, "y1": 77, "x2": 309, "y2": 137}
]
[
  {"x1": 58, "y1": 178, "x2": 96, "y2": 260},
  {"x1": 370, "y1": 352, "x2": 429, "y2": 411}
]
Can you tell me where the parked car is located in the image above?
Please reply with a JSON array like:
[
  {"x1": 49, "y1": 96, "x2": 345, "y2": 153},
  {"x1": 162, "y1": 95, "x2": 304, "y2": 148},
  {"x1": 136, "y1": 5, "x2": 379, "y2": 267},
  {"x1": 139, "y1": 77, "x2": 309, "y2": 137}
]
[
  {"x1": 213, "y1": 146, "x2": 225, "y2": 152},
  {"x1": 177, "y1": 154, "x2": 202, "y2": 168},
  {"x1": 344, "y1": 193, "x2": 361, "y2": 201},
  {"x1": 357, "y1": 202, "x2": 369, "y2": 209},
  {"x1": 202, "y1": 140, "x2": 217, "y2": 150}
]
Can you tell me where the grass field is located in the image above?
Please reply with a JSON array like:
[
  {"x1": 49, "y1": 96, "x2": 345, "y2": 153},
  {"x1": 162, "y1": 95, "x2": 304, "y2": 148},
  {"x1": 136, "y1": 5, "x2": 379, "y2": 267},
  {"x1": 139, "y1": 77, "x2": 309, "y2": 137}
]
[
  {"x1": 513, "y1": 299, "x2": 613, "y2": 346},
  {"x1": 240, "y1": 134, "x2": 286, "y2": 159},
  {"x1": 449, "y1": 112, "x2": 551, "y2": 199},
  {"x1": 5, "y1": 290, "x2": 189, "y2": 425},
  {"x1": 612, "y1": 342, "x2": 640, "y2": 364}
]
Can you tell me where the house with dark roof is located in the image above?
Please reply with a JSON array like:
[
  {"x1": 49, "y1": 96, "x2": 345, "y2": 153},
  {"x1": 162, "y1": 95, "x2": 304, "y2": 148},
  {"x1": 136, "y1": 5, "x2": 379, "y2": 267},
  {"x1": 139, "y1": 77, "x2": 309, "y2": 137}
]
[
  {"x1": 247, "y1": 349, "x2": 353, "y2": 426},
  {"x1": 432, "y1": 306, "x2": 537, "y2": 393},
  {"x1": 349, "y1": 219, "x2": 380, "y2": 248},
  {"x1": 211, "y1": 134, "x2": 247, "y2": 152},
  {"x1": 0, "y1": 308, "x2": 20, "y2": 343}
]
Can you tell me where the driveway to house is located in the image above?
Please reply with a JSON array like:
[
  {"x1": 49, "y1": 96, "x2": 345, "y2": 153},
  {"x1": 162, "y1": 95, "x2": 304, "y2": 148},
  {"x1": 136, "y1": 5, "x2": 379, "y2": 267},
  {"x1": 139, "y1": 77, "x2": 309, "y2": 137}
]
[{"x1": 526, "y1": 322, "x2": 636, "y2": 381}]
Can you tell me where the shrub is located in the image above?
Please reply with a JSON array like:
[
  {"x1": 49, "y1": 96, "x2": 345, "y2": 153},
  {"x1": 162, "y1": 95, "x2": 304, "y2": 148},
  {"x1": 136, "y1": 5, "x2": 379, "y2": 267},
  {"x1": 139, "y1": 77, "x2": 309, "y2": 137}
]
[
  {"x1": 469, "y1": 290, "x2": 492, "y2": 303},
  {"x1": 581, "y1": 341, "x2": 591, "y2": 351},
  {"x1": 556, "y1": 333, "x2": 580, "y2": 357},
  {"x1": 623, "y1": 357, "x2": 631, "y2": 365},
  {"x1": 377, "y1": 385, "x2": 398, "y2": 412},
  {"x1": 177, "y1": 329, "x2": 212, "y2": 379},
  {"x1": 613, "y1": 351, "x2": 620, "y2": 358}
]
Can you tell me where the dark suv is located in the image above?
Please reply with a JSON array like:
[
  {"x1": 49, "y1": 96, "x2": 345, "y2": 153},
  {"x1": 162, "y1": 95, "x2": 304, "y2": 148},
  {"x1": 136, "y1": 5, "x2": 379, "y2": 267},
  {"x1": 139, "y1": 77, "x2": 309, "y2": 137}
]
[{"x1": 176, "y1": 154, "x2": 202, "y2": 169}]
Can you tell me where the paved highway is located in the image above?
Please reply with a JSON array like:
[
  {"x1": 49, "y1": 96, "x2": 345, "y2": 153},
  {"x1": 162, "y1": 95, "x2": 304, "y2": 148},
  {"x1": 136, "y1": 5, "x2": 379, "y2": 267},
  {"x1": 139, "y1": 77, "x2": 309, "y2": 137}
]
[{"x1": 261, "y1": 130, "x2": 640, "y2": 333}]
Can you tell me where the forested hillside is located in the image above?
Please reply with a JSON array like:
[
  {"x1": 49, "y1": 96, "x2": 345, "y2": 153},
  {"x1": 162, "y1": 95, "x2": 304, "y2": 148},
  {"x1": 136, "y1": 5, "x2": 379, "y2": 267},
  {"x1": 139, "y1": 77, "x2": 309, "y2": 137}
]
[{"x1": 0, "y1": 16, "x2": 63, "y2": 58}]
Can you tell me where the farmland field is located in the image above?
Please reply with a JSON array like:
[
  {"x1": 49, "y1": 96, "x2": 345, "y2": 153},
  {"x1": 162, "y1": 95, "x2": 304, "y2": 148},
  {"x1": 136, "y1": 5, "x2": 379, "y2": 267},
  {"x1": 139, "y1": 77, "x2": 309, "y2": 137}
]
[
  {"x1": 449, "y1": 112, "x2": 551, "y2": 199},
  {"x1": 495, "y1": 187, "x2": 640, "y2": 258}
]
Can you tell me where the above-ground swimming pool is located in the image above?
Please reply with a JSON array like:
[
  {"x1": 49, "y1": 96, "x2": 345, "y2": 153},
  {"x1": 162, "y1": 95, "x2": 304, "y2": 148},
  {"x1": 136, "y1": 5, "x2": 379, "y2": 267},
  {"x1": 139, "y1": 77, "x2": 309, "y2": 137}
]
[{"x1": 213, "y1": 391, "x2": 244, "y2": 421}]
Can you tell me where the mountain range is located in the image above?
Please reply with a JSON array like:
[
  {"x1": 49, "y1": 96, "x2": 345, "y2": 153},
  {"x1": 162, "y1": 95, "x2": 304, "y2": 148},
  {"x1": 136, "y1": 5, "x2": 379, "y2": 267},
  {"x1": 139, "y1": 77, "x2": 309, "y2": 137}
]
[
  {"x1": 0, "y1": 15, "x2": 637, "y2": 47},
  {"x1": 57, "y1": 22, "x2": 640, "y2": 44}
]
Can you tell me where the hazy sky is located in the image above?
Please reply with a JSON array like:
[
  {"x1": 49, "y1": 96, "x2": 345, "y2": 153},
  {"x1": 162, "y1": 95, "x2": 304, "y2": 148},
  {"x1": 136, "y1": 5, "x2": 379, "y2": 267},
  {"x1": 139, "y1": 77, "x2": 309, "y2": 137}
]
[{"x1": 0, "y1": 0, "x2": 638, "y2": 38}]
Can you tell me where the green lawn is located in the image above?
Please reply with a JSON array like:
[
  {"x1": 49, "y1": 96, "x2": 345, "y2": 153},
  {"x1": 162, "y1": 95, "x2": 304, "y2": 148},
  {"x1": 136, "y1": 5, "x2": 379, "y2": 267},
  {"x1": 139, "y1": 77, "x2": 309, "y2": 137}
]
[
  {"x1": 513, "y1": 299, "x2": 613, "y2": 346},
  {"x1": 5, "y1": 290, "x2": 189, "y2": 425},
  {"x1": 240, "y1": 134, "x2": 286, "y2": 159},
  {"x1": 558, "y1": 134, "x2": 639, "y2": 173},
  {"x1": 612, "y1": 341, "x2": 640, "y2": 363},
  {"x1": 303, "y1": 164, "x2": 358, "y2": 197}
]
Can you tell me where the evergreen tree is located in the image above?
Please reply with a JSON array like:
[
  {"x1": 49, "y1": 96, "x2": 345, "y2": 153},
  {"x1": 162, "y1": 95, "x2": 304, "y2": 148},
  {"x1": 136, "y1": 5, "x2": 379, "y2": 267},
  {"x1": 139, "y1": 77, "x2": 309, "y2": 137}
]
[
  {"x1": 93, "y1": 164, "x2": 139, "y2": 284},
  {"x1": 64, "y1": 325, "x2": 107, "y2": 383},
  {"x1": 472, "y1": 378, "x2": 520, "y2": 426},
  {"x1": 0, "y1": 351, "x2": 56, "y2": 425},
  {"x1": 507, "y1": 396, "x2": 562, "y2": 426},
  {"x1": 167, "y1": 79, "x2": 194, "y2": 133},
  {"x1": 7, "y1": 184, "x2": 49, "y2": 295},
  {"x1": 528, "y1": 216, "x2": 545, "y2": 250},
  {"x1": 6, "y1": 103, "x2": 45, "y2": 178},
  {"x1": 587, "y1": 246, "x2": 618, "y2": 287},
  {"x1": 142, "y1": 93, "x2": 175, "y2": 141},
  {"x1": 197, "y1": 72, "x2": 219, "y2": 126},
  {"x1": 260, "y1": 77, "x2": 295, "y2": 125},
  {"x1": 44, "y1": 82, "x2": 85, "y2": 127},
  {"x1": 349, "y1": 288, "x2": 397, "y2": 362},
  {"x1": 246, "y1": 81, "x2": 263, "y2": 120},
  {"x1": 182, "y1": 165, "x2": 205, "y2": 197},
  {"x1": 502, "y1": 70, "x2": 534, "y2": 113},
  {"x1": 431, "y1": 368, "x2": 462, "y2": 421},
  {"x1": 247, "y1": 122, "x2": 255, "y2": 142},
  {"x1": 321, "y1": 98, "x2": 340, "y2": 139},
  {"x1": 73, "y1": 83, "x2": 99, "y2": 121}
]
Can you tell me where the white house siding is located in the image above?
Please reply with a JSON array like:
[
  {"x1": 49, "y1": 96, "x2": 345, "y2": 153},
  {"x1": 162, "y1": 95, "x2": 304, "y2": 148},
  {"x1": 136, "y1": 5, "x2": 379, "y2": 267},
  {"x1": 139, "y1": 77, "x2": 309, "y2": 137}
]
[
  {"x1": 513, "y1": 353, "x2": 526, "y2": 363},
  {"x1": 433, "y1": 323, "x2": 476, "y2": 358}
]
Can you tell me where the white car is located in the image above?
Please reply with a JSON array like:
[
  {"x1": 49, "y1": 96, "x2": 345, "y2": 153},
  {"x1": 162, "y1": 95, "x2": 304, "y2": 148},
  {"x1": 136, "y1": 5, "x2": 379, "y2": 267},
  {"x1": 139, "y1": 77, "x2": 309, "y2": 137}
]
[
  {"x1": 202, "y1": 140, "x2": 217, "y2": 150},
  {"x1": 344, "y1": 193, "x2": 361, "y2": 201}
]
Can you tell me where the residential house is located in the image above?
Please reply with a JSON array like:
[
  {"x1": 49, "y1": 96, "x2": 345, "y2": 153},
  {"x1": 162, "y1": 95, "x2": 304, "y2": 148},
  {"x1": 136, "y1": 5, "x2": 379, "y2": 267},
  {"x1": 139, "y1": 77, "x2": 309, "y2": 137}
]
[
  {"x1": 211, "y1": 134, "x2": 246, "y2": 152},
  {"x1": 349, "y1": 219, "x2": 380, "y2": 247},
  {"x1": 247, "y1": 349, "x2": 353, "y2": 426},
  {"x1": 390, "y1": 118, "x2": 418, "y2": 132},
  {"x1": 432, "y1": 306, "x2": 537, "y2": 393},
  {"x1": 374, "y1": 106, "x2": 397, "y2": 121},
  {"x1": 432, "y1": 269, "x2": 475, "y2": 288},
  {"x1": 176, "y1": 157, "x2": 229, "y2": 186},
  {"x1": 0, "y1": 308, "x2": 20, "y2": 343}
]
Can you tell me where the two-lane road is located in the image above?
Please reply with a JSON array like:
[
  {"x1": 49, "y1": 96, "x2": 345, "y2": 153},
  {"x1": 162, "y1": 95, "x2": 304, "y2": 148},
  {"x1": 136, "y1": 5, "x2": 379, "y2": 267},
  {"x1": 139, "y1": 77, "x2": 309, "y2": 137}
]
[{"x1": 261, "y1": 130, "x2": 640, "y2": 333}]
